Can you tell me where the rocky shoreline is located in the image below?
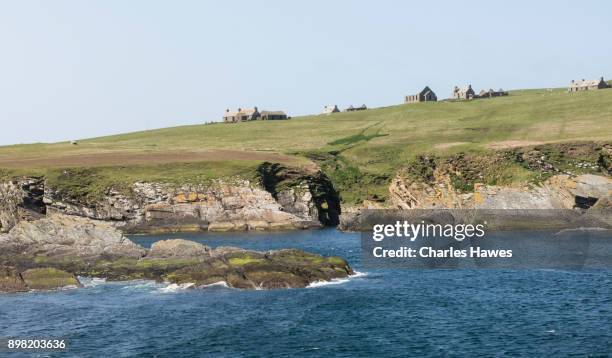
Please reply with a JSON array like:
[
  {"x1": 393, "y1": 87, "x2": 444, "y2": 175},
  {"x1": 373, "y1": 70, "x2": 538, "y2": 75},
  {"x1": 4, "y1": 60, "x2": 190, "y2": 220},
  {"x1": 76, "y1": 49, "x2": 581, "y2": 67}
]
[
  {"x1": 0, "y1": 164, "x2": 340, "y2": 234},
  {"x1": 0, "y1": 215, "x2": 354, "y2": 293}
]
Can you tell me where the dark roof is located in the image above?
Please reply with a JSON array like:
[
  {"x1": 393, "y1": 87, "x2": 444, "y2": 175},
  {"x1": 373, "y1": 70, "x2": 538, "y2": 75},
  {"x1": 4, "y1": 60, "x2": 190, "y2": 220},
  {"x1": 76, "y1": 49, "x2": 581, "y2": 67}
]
[{"x1": 260, "y1": 110, "x2": 287, "y2": 116}]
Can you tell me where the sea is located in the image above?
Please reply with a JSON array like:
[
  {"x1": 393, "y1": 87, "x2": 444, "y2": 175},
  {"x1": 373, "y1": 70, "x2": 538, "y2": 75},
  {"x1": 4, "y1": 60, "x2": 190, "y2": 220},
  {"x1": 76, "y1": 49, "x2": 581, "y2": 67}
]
[{"x1": 0, "y1": 229, "x2": 610, "y2": 357}]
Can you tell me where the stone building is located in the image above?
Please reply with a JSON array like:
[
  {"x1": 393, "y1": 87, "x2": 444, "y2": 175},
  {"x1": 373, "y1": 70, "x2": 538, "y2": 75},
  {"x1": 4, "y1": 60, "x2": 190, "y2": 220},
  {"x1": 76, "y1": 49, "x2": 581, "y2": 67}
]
[
  {"x1": 260, "y1": 110, "x2": 288, "y2": 120},
  {"x1": 345, "y1": 104, "x2": 367, "y2": 112},
  {"x1": 405, "y1": 86, "x2": 437, "y2": 103},
  {"x1": 322, "y1": 105, "x2": 340, "y2": 115},
  {"x1": 452, "y1": 85, "x2": 476, "y2": 100},
  {"x1": 223, "y1": 107, "x2": 260, "y2": 123},
  {"x1": 478, "y1": 88, "x2": 509, "y2": 98},
  {"x1": 569, "y1": 77, "x2": 610, "y2": 92}
]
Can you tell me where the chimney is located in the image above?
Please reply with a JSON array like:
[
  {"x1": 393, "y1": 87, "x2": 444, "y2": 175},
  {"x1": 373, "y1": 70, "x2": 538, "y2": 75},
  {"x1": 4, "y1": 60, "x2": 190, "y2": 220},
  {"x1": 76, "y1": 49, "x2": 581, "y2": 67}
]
[
  {"x1": 254, "y1": 106, "x2": 258, "y2": 111},
  {"x1": 238, "y1": 108, "x2": 241, "y2": 112},
  {"x1": 226, "y1": 108, "x2": 229, "y2": 112},
  {"x1": 601, "y1": 76, "x2": 605, "y2": 81}
]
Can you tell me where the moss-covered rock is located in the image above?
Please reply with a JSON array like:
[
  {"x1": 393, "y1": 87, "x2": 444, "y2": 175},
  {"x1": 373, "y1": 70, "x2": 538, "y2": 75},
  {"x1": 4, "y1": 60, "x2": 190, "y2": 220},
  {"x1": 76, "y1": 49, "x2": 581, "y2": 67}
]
[
  {"x1": 148, "y1": 239, "x2": 210, "y2": 259},
  {"x1": 0, "y1": 266, "x2": 28, "y2": 293},
  {"x1": 0, "y1": 217, "x2": 354, "y2": 292},
  {"x1": 20, "y1": 268, "x2": 81, "y2": 290}
]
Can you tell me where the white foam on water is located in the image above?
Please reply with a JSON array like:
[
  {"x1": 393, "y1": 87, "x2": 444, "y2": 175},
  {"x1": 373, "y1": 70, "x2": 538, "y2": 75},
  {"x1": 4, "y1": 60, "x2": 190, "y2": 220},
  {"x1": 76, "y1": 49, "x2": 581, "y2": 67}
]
[
  {"x1": 351, "y1": 271, "x2": 368, "y2": 278},
  {"x1": 158, "y1": 282, "x2": 196, "y2": 293},
  {"x1": 120, "y1": 280, "x2": 163, "y2": 291},
  {"x1": 307, "y1": 271, "x2": 368, "y2": 288},
  {"x1": 78, "y1": 277, "x2": 107, "y2": 288},
  {"x1": 201, "y1": 281, "x2": 229, "y2": 288},
  {"x1": 307, "y1": 277, "x2": 351, "y2": 288}
]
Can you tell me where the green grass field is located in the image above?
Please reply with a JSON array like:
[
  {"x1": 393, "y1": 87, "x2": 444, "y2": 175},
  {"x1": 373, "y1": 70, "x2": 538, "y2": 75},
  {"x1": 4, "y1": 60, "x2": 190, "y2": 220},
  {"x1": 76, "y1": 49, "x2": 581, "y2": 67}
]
[{"x1": 1, "y1": 87, "x2": 611, "y2": 203}]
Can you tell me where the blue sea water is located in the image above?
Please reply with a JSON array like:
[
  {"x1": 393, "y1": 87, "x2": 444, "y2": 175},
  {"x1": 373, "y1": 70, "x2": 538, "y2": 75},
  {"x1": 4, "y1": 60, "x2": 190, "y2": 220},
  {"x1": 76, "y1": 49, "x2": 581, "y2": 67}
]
[{"x1": 1, "y1": 229, "x2": 611, "y2": 357}]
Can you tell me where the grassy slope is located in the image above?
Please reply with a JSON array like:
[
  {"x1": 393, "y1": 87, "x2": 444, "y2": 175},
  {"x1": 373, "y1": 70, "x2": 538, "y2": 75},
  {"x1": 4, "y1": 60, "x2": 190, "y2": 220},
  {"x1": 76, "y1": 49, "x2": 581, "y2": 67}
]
[{"x1": 1, "y1": 88, "x2": 611, "y2": 203}]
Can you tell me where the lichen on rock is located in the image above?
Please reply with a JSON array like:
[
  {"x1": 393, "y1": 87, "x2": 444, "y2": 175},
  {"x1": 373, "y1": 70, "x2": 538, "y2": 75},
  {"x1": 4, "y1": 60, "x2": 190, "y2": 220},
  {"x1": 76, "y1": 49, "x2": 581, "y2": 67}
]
[{"x1": 0, "y1": 215, "x2": 354, "y2": 293}]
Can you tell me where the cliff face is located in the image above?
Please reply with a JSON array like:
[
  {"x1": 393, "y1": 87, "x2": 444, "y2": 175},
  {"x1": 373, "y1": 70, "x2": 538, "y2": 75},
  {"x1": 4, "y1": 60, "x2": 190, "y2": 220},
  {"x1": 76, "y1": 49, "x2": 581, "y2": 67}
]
[
  {"x1": 0, "y1": 164, "x2": 341, "y2": 233},
  {"x1": 0, "y1": 178, "x2": 45, "y2": 233},
  {"x1": 339, "y1": 143, "x2": 612, "y2": 231},
  {"x1": 387, "y1": 143, "x2": 612, "y2": 211},
  {"x1": 389, "y1": 172, "x2": 611, "y2": 211}
]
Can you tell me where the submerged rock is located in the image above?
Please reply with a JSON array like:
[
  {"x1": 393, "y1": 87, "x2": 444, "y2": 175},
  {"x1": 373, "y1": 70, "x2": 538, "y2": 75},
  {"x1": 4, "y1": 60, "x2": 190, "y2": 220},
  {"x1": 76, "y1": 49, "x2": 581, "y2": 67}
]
[{"x1": 0, "y1": 216, "x2": 354, "y2": 292}]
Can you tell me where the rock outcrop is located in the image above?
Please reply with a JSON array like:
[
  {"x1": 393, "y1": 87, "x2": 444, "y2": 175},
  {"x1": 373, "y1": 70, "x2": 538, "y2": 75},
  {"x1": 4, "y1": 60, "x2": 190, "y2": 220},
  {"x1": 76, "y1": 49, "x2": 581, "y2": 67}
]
[
  {"x1": 0, "y1": 216, "x2": 354, "y2": 293},
  {"x1": 0, "y1": 214, "x2": 146, "y2": 261},
  {"x1": 0, "y1": 266, "x2": 29, "y2": 293},
  {"x1": 0, "y1": 163, "x2": 340, "y2": 233},
  {"x1": 0, "y1": 178, "x2": 45, "y2": 233},
  {"x1": 20, "y1": 268, "x2": 81, "y2": 290},
  {"x1": 389, "y1": 173, "x2": 612, "y2": 211},
  {"x1": 0, "y1": 265, "x2": 79, "y2": 293},
  {"x1": 147, "y1": 239, "x2": 210, "y2": 259}
]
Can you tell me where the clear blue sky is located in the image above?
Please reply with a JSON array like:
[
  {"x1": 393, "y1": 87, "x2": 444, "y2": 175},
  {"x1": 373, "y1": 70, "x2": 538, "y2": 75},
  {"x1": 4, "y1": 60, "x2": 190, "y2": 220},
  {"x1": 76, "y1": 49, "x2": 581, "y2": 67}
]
[{"x1": 1, "y1": 0, "x2": 610, "y2": 145}]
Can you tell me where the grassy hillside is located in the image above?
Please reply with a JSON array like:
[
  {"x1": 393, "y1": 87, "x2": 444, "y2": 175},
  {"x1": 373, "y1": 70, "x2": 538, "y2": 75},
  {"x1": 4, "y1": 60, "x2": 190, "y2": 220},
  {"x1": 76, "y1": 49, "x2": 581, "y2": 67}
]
[{"x1": 1, "y1": 88, "x2": 611, "y2": 203}]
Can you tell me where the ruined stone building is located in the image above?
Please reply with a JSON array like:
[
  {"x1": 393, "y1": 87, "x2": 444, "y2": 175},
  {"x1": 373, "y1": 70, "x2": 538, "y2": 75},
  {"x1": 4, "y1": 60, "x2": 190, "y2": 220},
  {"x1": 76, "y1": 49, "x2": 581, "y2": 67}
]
[
  {"x1": 260, "y1": 111, "x2": 288, "y2": 120},
  {"x1": 345, "y1": 104, "x2": 367, "y2": 112},
  {"x1": 452, "y1": 85, "x2": 476, "y2": 100},
  {"x1": 569, "y1": 77, "x2": 610, "y2": 92},
  {"x1": 405, "y1": 86, "x2": 437, "y2": 103},
  {"x1": 478, "y1": 88, "x2": 509, "y2": 98},
  {"x1": 223, "y1": 107, "x2": 260, "y2": 123}
]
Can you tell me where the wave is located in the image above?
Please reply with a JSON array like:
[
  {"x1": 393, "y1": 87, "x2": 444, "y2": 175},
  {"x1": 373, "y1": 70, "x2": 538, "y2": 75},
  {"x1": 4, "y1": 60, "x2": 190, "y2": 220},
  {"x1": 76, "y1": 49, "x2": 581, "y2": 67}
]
[
  {"x1": 307, "y1": 271, "x2": 368, "y2": 288},
  {"x1": 200, "y1": 281, "x2": 230, "y2": 288},
  {"x1": 158, "y1": 282, "x2": 196, "y2": 293},
  {"x1": 120, "y1": 280, "x2": 164, "y2": 291},
  {"x1": 78, "y1": 277, "x2": 107, "y2": 288}
]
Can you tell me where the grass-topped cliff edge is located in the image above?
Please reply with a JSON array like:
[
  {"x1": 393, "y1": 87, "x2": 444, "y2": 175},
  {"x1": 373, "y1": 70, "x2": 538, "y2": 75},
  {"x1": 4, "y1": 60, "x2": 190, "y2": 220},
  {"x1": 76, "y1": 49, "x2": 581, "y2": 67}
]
[{"x1": 1, "y1": 87, "x2": 611, "y2": 204}]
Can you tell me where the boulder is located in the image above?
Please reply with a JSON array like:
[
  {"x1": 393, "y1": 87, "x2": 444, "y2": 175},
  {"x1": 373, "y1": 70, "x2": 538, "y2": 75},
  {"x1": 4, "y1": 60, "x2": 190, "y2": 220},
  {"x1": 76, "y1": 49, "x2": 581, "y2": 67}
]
[
  {"x1": 0, "y1": 266, "x2": 28, "y2": 293},
  {"x1": 0, "y1": 214, "x2": 146, "y2": 262},
  {"x1": 208, "y1": 221, "x2": 237, "y2": 232},
  {"x1": 247, "y1": 220, "x2": 270, "y2": 231},
  {"x1": 147, "y1": 239, "x2": 210, "y2": 259},
  {"x1": 21, "y1": 268, "x2": 81, "y2": 290},
  {"x1": 572, "y1": 174, "x2": 612, "y2": 199}
]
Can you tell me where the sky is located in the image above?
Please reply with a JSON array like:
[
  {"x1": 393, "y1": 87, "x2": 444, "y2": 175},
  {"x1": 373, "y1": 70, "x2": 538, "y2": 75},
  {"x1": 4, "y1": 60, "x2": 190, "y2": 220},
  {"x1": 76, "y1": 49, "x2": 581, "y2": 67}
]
[{"x1": 0, "y1": 0, "x2": 611, "y2": 145}]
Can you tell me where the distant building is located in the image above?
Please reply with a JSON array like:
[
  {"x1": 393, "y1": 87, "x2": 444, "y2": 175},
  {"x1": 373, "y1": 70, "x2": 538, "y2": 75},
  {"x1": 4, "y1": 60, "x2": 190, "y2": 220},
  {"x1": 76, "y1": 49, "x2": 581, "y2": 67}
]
[
  {"x1": 405, "y1": 86, "x2": 437, "y2": 103},
  {"x1": 478, "y1": 88, "x2": 509, "y2": 98},
  {"x1": 260, "y1": 110, "x2": 288, "y2": 120},
  {"x1": 345, "y1": 104, "x2": 367, "y2": 112},
  {"x1": 223, "y1": 107, "x2": 260, "y2": 123},
  {"x1": 569, "y1": 77, "x2": 610, "y2": 92},
  {"x1": 452, "y1": 85, "x2": 476, "y2": 100},
  {"x1": 322, "y1": 105, "x2": 340, "y2": 115}
]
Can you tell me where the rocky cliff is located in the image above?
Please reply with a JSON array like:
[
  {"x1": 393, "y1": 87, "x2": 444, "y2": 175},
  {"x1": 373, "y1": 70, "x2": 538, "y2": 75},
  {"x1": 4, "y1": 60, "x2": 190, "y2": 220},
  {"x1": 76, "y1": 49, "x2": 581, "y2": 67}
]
[
  {"x1": 0, "y1": 178, "x2": 45, "y2": 233},
  {"x1": 340, "y1": 143, "x2": 612, "y2": 231},
  {"x1": 388, "y1": 173, "x2": 612, "y2": 210},
  {"x1": 0, "y1": 163, "x2": 341, "y2": 234}
]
